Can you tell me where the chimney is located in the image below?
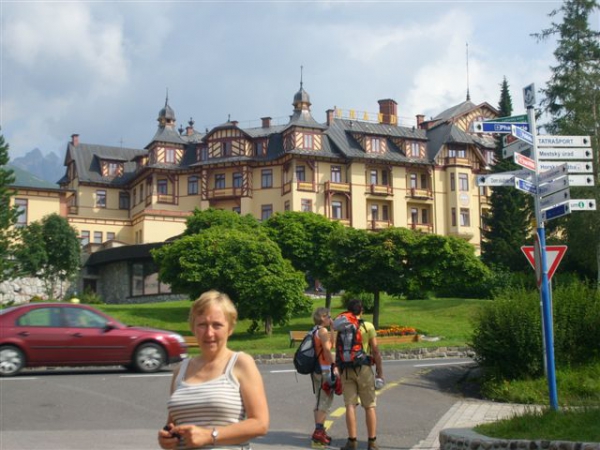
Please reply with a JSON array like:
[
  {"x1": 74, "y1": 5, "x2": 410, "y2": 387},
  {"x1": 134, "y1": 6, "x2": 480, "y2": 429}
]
[
  {"x1": 326, "y1": 109, "x2": 335, "y2": 126},
  {"x1": 261, "y1": 117, "x2": 271, "y2": 128},
  {"x1": 71, "y1": 134, "x2": 80, "y2": 146},
  {"x1": 416, "y1": 114, "x2": 425, "y2": 129},
  {"x1": 378, "y1": 99, "x2": 398, "y2": 125},
  {"x1": 231, "y1": 120, "x2": 239, "y2": 127}
]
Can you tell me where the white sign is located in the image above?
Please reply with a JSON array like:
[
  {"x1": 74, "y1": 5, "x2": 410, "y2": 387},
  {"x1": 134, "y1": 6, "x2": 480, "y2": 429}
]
[
  {"x1": 514, "y1": 152, "x2": 536, "y2": 171},
  {"x1": 538, "y1": 148, "x2": 593, "y2": 160},
  {"x1": 477, "y1": 170, "x2": 533, "y2": 186},
  {"x1": 570, "y1": 199, "x2": 597, "y2": 211},
  {"x1": 538, "y1": 163, "x2": 568, "y2": 183},
  {"x1": 568, "y1": 175, "x2": 595, "y2": 186},
  {"x1": 538, "y1": 161, "x2": 593, "y2": 173},
  {"x1": 537, "y1": 136, "x2": 591, "y2": 147},
  {"x1": 538, "y1": 177, "x2": 569, "y2": 196},
  {"x1": 540, "y1": 189, "x2": 570, "y2": 210},
  {"x1": 503, "y1": 140, "x2": 532, "y2": 159}
]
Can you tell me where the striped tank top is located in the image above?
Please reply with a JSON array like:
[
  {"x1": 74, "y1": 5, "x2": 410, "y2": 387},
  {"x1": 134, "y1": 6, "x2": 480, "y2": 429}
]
[{"x1": 168, "y1": 353, "x2": 250, "y2": 450}]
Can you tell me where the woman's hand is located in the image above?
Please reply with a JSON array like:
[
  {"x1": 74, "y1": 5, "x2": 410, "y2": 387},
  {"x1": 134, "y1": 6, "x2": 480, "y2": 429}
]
[
  {"x1": 158, "y1": 423, "x2": 180, "y2": 449},
  {"x1": 173, "y1": 424, "x2": 211, "y2": 448}
]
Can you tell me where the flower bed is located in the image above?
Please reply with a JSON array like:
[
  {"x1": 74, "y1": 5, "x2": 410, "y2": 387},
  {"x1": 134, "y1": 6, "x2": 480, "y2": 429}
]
[{"x1": 377, "y1": 325, "x2": 417, "y2": 337}]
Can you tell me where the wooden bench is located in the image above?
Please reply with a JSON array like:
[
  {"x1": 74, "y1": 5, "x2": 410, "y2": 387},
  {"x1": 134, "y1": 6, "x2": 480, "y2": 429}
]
[{"x1": 288, "y1": 330, "x2": 419, "y2": 347}]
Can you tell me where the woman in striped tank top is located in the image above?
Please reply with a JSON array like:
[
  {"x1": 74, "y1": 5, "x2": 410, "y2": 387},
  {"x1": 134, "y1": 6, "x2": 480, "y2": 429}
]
[{"x1": 158, "y1": 290, "x2": 269, "y2": 450}]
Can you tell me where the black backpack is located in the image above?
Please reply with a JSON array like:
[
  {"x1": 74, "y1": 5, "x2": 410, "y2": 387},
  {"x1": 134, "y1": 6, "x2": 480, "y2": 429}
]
[{"x1": 293, "y1": 326, "x2": 322, "y2": 375}]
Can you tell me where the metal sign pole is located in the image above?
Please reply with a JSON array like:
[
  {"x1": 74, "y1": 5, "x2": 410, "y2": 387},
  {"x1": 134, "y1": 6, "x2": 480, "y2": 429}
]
[{"x1": 526, "y1": 95, "x2": 559, "y2": 410}]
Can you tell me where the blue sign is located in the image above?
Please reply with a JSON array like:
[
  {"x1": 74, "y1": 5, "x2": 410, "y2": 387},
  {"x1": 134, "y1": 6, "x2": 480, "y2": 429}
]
[
  {"x1": 512, "y1": 125, "x2": 534, "y2": 145},
  {"x1": 474, "y1": 122, "x2": 530, "y2": 133},
  {"x1": 515, "y1": 177, "x2": 537, "y2": 195},
  {"x1": 542, "y1": 203, "x2": 571, "y2": 222}
]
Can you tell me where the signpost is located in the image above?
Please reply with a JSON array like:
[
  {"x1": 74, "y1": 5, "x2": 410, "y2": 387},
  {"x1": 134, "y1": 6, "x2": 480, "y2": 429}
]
[
  {"x1": 538, "y1": 148, "x2": 593, "y2": 160},
  {"x1": 540, "y1": 189, "x2": 570, "y2": 210},
  {"x1": 503, "y1": 139, "x2": 532, "y2": 159},
  {"x1": 569, "y1": 199, "x2": 597, "y2": 211},
  {"x1": 511, "y1": 124, "x2": 534, "y2": 145},
  {"x1": 514, "y1": 177, "x2": 537, "y2": 195},
  {"x1": 514, "y1": 152, "x2": 536, "y2": 171},
  {"x1": 473, "y1": 121, "x2": 530, "y2": 133},
  {"x1": 542, "y1": 202, "x2": 571, "y2": 221}
]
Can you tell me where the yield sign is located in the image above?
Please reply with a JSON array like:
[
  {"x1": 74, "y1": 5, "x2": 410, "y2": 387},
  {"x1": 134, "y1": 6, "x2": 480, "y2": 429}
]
[{"x1": 521, "y1": 243, "x2": 568, "y2": 287}]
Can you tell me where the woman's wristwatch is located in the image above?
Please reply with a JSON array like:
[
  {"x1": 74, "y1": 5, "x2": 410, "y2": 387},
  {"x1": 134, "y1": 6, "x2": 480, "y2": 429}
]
[{"x1": 211, "y1": 427, "x2": 219, "y2": 446}]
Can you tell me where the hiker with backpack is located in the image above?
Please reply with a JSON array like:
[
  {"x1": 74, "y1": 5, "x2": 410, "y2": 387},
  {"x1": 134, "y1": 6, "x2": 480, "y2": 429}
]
[{"x1": 333, "y1": 299, "x2": 383, "y2": 450}]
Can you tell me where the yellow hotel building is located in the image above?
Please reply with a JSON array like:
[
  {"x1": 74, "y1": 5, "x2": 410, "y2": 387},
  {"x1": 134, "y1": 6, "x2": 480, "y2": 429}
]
[{"x1": 8, "y1": 84, "x2": 499, "y2": 303}]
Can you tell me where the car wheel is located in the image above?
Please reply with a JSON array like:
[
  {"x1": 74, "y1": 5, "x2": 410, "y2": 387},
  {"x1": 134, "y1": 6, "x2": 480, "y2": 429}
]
[
  {"x1": 132, "y1": 343, "x2": 166, "y2": 373},
  {"x1": 0, "y1": 345, "x2": 25, "y2": 377}
]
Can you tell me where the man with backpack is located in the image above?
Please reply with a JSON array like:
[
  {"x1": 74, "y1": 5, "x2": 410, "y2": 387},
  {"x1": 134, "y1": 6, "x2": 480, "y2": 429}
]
[{"x1": 333, "y1": 299, "x2": 383, "y2": 450}]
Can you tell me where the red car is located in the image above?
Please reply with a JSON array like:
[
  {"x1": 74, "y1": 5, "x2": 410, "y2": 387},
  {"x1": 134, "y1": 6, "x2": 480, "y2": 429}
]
[{"x1": 0, "y1": 302, "x2": 188, "y2": 376}]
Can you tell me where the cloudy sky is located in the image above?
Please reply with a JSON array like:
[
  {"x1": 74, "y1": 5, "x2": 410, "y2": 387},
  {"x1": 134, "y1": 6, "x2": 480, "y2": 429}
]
[{"x1": 2, "y1": 0, "x2": 595, "y2": 160}]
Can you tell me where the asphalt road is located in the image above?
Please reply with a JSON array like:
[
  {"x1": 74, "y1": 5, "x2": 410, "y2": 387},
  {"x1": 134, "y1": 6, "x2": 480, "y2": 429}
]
[{"x1": 0, "y1": 357, "x2": 476, "y2": 450}]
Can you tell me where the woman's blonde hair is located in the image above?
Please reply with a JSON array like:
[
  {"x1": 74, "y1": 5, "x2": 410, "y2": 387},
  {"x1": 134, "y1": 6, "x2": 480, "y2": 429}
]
[
  {"x1": 188, "y1": 290, "x2": 238, "y2": 331},
  {"x1": 312, "y1": 307, "x2": 330, "y2": 326}
]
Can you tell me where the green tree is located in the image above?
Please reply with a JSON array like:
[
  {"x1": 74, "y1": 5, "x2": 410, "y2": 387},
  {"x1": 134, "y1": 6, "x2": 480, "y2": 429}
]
[
  {"x1": 481, "y1": 78, "x2": 532, "y2": 272},
  {"x1": 533, "y1": 0, "x2": 600, "y2": 286},
  {"x1": 153, "y1": 227, "x2": 309, "y2": 335},
  {"x1": 14, "y1": 214, "x2": 81, "y2": 299},
  {"x1": 184, "y1": 207, "x2": 260, "y2": 236},
  {"x1": 263, "y1": 211, "x2": 343, "y2": 308},
  {"x1": 0, "y1": 134, "x2": 19, "y2": 281}
]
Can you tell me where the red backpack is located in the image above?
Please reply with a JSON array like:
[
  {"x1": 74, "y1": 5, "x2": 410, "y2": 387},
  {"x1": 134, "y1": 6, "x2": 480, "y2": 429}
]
[{"x1": 333, "y1": 312, "x2": 371, "y2": 369}]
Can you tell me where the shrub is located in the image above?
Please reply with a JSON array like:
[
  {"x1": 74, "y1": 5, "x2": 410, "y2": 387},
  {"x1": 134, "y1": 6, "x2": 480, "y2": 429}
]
[
  {"x1": 79, "y1": 287, "x2": 104, "y2": 304},
  {"x1": 340, "y1": 291, "x2": 374, "y2": 312}
]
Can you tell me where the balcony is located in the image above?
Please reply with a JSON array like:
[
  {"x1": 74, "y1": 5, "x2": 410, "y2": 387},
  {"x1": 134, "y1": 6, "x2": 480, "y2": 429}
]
[
  {"x1": 296, "y1": 181, "x2": 316, "y2": 192},
  {"x1": 325, "y1": 181, "x2": 351, "y2": 193},
  {"x1": 68, "y1": 205, "x2": 79, "y2": 215},
  {"x1": 368, "y1": 219, "x2": 392, "y2": 230},
  {"x1": 367, "y1": 184, "x2": 393, "y2": 196},
  {"x1": 157, "y1": 194, "x2": 176, "y2": 204},
  {"x1": 206, "y1": 187, "x2": 244, "y2": 200},
  {"x1": 409, "y1": 222, "x2": 433, "y2": 233},
  {"x1": 449, "y1": 227, "x2": 475, "y2": 240},
  {"x1": 444, "y1": 157, "x2": 470, "y2": 167},
  {"x1": 408, "y1": 187, "x2": 433, "y2": 200},
  {"x1": 333, "y1": 218, "x2": 351, "y2": 227}
]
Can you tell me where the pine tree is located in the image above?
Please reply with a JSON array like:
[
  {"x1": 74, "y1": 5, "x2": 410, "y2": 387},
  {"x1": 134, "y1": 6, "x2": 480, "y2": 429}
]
[
  {"x1": 481, "y1": 78, "x2": 533, "y2": 271},
  {"x1": 0, "y1": 133, "x2": 19, "y2": 281},
  {"x1": 533, "y1": 0, "x2": 600, "y2": 285}
]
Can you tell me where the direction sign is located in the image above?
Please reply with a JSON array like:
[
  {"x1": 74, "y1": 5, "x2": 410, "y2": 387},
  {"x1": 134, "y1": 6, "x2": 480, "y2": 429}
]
[
  {"x1": 538, "y1": 163, "x2": 568, "y2": 183},
  {"x1": 503, "y1": 139, "x2": 532, "y2": 159},
  {"x1": 514, "y1": 152, "x2": 536, "y2": 171},
  {"x1": 540, "y1": 189, "x2": 570, "y2": 210},
  {"x1": 477, "y1": 170, "x2": 533, "y2": 186},
  {"x1": 538, "y1": 148, "x2": 593, "y2": 160},
  {"x1": 473, "y1": 121, "x2": 530, "y2": 133},
  {"x1": 487, "y1": 114, "x2": 528, "y2": 123},
  {"x1": 568, "y1": 174, "x2": 595, "y2": 186},
  {"x1": 570, "y1": 199, "x2": 597, "y2": 211},
  {"x1": 542, "y1": 202, "x2": 571, "y2": 221},
  {"x1": 537, "y1": 135, "x2": 591, "y2": 147},
  {"x1": 521, "y1": 244, "x2": 567, "y2": 284},
  {"x1": 515, "y1": 177, "x2": 537, "y2": 195},
  {"x1": 538, "y1": 161, "x2": 593, "y2": 173},
  {"x1": 511, "y1": 125, "x2": 534, "y2": 145},
  {"x1": 538, "y1": 177, "x2": 569, "y2": 196}
]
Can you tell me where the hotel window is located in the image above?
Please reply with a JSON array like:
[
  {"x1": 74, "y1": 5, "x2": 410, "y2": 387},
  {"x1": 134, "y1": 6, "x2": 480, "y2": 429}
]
[
  {"x1": 449, "y1": 147, "x2": 466, "y2": 158},
  {"x1": 420, "y1": 174, "x2": 428, "y2": 189},
  {"x1": 284, "y1": 200, "x2": 290, "y2": 211},
  {"x1": 232, "y1": 206, "x2": 241, "y2": 214},
  {"x1": 93, "y1": 231, "x2": 102, "y2": 244},
  {"x1": 296, "y1": 165, "x2": 306, "y2": 182},
  {"x1": 331, "y1": 166, "x2": 342, "y2": 183},
  {"x1": 381, "y1": 170, "x2": 389, "y2": 186},
  {"x1": 107, "y1": 232, "x2": 116, "y2": 241},
  {"x1": 80, "y1": 230, "x2": 90, "y2": 246},
  {"x1": 107, "y1": 162, "x2": 119, "y2": 176},
  {"x1": 460, "y1": 208, "x2": 471, "y2": 227},
  {"x1": 133, "y1": 188, "x2": 137, "y2": 205},
  {"x1": 451, "y1": 208, "x2": 457, "y2": 226},
  {"x1": 459, "y1": 173, "x2": 469, "y2": 191},
  {"x1": 188, "y1": 176, "x2": 199, "y2": 195},
  {"x1": 422, "y1": 209, "x2": 429, "y2": 224},
  {"x1": 371, "y1": 204, "x2": 379, "y2": 221},
  {"x1": 410, "y1": 142, "x2": 420, "y2": 158},
  {"x1": 382, "y1": 205, "x2": 389, "y2": 221},
  {"x1": 200, "y1": 147, "x2": 208, "y2": 161},
  {"x1": 215, "y1": 174, "x2": 226, "y2": 189},
  {"x1": 255, "y1": 142, "x2": 264, "y2": 156},
  {"x1": 96, "y1": 190, "x2": 107, "y2": 208},
  {"x1": 139, "y1": 184, "x2": 144, "y2": 203},
  {"x1": 261, "y1": 204, "x2": 273, "y2": 221},
  {"x1": 371, "y1": 138, "x2": 381, "y2": 153},
  {"x1": 232, "y1": 172, "x2": 243, "y2": 189},
  {"x1": 261, "y1": 169, "x2": 273, "y2": 188},
  {"x1": 303, "y1": 134, "x2": 313, "y2": 149},
  {"x1": 370, "y1": 170, "x2": 378, "y2": 185},
  {"x1": 332, "y1": 201, "x2": 342, "y2": 219},
  {"x1": 410, "y1": 174, "x2": 418, "y2": 189},
  {"x1": 131, "y1": 262, "x2": 171, "y2": 297},
  {"x1": 450, "y1": 173, "x2": 456, "y2": 191},
  {"x1": 222, "y1": 142, "x2": 231, "y2": 157},
  {"x1": 15, "y1": 198, "x2": 27, "y2": 228},
  {"x1": 301, "y1": 199, "x2": 312, "y2": 212},
  {"x1": 165, "y1": 148, "x2": 176, "y2": 163},
  {"x1": 157, "y1": 179, "x2": 168, "y2": 195},
  {"x1": 119, "y1": 192, "x2": 130, "y2": 210},
  {"x1": 411, "y1": 207, "x2": 418, "y2": 224}
]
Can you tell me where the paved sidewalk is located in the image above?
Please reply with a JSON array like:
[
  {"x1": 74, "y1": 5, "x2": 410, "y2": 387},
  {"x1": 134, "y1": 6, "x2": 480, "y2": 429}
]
[{"x1": 412, "y1": 400, "x2": 536, "y2": 450}]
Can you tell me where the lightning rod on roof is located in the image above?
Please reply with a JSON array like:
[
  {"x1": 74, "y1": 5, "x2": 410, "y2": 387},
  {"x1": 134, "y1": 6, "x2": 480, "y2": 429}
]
[{"x1": 466, "y1": 42, "x2": 471, "y2": 101}]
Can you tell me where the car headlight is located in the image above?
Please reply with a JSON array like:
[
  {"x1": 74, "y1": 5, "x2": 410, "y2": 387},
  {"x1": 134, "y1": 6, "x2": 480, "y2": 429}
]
[{"x1": 169, "y1": 333, "x2": 185, "y2": 344}]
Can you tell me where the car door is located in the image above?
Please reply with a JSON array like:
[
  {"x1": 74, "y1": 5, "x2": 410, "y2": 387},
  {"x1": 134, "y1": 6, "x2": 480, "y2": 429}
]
[
  {"x1": 14, "y1": 307, "x2": 73, "y2": 364},
  {"x1": 60, "y1": 307, "x2": 135, "y2": 364}
]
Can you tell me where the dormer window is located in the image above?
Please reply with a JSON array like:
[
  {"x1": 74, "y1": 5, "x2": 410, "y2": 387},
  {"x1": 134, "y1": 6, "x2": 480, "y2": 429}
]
[
  {"x1": 370, "y1": 137, "x2": 383, "y2": 153},
  {"x1": 409, "y1": 142, "x2": 420, "y2": 158},
  {"x1": 165, "y1": 148, "x2": 176, "y2": 163},
  {"x1": 223, "y1": 142, "x2": 231, "y2": 157},
  {"x1": 108, "y1": 162, "x2": 119, "y2": 176},
  {"x1": 100, "y1": 159, "x2": 123, "y2": 177},
  {"x1": 303, "y1": 134, "x2": 314, "y2": 150}
]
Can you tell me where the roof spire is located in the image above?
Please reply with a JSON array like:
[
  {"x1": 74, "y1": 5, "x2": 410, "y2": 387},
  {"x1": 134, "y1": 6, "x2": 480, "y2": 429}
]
[
  {"x1": 466, "y1": 42, "x2": 471, "y2": 101},
  {"x1": 165, "y1": 88, "x2": 169, "y2": 107},
  {"x1": 300, "y1": 65, "x2": 303, "y2": 89}
]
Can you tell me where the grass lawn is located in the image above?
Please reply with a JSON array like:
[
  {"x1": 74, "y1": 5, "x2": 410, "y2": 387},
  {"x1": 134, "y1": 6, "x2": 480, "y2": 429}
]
[{"x1": 98, "y1": 296, "x2": 486, "y2": 355}]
